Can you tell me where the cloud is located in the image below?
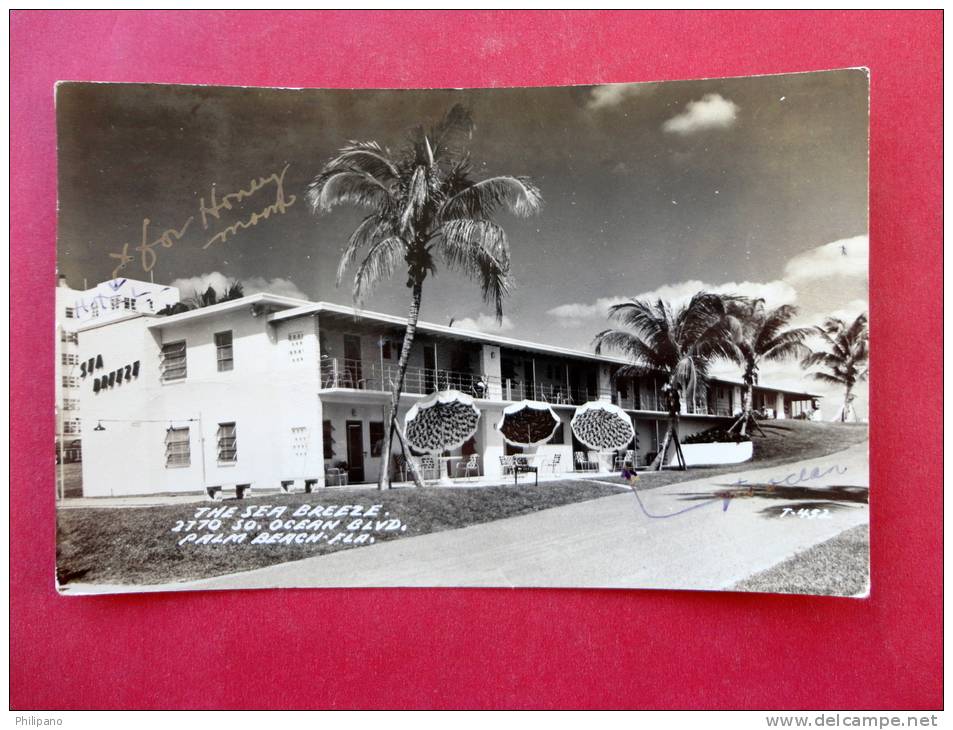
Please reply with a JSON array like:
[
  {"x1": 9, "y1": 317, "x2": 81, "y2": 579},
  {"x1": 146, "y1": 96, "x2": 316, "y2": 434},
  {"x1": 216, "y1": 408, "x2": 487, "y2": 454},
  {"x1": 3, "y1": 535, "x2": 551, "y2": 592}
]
[
  {"x1": 452, "y1": 313, "x2": 515, "y2": 333},
  {"x1": 546, "y1": 296, "x2": 630, "y2": 326},
  {"x1": 547, "y1": 279, "x2": 796, "y2": 326},
  {"x1": 170, "y1": 271, "x2": 309, "y2": 301},
  {"x1": 783, "y1": 235, "x2": 868, "y2": 282},
  {"x1": 662, "y1": 93, "x2": 738, "y2": 135},
  {"x1": 630, "y1": 279, "x2": 797, "y2": 309},
  {"x1": 586, "y1": 82, "x2": 655, "y2": 110},
  {"x1": 825, "y1": 298, "x2": 869, "y2": 323},
  {"x1": 169, "y1": 272, "x2": 232, "y2": 298},
  {"x1": 241, "y1": 276, "x2": 309, "y2": 300}
]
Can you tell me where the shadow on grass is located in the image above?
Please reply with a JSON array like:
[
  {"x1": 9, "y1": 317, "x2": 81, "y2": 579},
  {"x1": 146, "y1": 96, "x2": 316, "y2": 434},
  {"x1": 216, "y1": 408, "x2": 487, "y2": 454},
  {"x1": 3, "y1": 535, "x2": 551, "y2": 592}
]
[{"x1": 676, "y1": 484, "x2": 869, "y2": 504}]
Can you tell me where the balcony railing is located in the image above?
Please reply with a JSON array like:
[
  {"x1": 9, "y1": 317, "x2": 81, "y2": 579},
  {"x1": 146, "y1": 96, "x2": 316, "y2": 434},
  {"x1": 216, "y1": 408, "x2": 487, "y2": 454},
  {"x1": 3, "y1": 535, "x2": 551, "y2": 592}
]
[
  {"x1": 321, "y1": 358, "x2": 493, "y2": 398},
  {"x1": 320, "y1": 357, "x2": 603, "y2": 405}
]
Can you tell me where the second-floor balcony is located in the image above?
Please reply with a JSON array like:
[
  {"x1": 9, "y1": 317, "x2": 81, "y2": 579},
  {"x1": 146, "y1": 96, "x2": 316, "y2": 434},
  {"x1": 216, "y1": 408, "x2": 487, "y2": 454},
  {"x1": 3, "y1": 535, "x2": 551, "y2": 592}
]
[{"x1": 320, "y1": 357, "x2": 602, "y2": 406}]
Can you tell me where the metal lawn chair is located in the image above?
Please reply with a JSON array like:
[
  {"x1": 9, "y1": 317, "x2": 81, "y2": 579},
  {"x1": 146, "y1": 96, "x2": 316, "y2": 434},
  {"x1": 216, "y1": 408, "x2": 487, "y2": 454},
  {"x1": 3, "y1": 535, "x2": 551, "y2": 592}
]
[{"x1": 455, "y1": 454, "x2": 480, "y2": 480}]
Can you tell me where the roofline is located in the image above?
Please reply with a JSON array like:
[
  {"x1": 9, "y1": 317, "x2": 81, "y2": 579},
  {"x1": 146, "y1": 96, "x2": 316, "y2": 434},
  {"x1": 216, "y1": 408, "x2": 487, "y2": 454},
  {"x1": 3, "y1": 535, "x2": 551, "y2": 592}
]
[
  {"x1": 269, "y1": 300, "x2": 632, "y2": 365},
  {"x1": 76, "y1": 312, "x2": 151, "y2": 333},
  {"x1": 145, "y1": 293, "x2": 311, "y2": 329}
]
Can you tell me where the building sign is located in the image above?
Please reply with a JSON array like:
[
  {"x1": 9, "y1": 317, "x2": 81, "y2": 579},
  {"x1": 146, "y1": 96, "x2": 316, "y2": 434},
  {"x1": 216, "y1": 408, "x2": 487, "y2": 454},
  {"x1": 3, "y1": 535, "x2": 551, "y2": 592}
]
[{"x1": 92, "y1": 361, "x2": 140, "y2": 393}]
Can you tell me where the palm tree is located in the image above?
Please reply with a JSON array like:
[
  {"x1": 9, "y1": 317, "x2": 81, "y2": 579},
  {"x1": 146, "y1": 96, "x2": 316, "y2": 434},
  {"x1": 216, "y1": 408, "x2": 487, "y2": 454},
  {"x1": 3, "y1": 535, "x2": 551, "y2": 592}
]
[
  {"x1": 159, "y1": 281, "x2": 247, "y2": 315},
  {"x1": 726, "y1": 299, "x2": 814, "y2": 435},
  {"x1": 801, "y1": 313, "x2": 868, "y2": 422},
  {"x1": 594, "y1": 293, "x2": 739, "y2": 470},
  {"x1": 307, "y1": 105, "x2": 543, "y2": 489}
]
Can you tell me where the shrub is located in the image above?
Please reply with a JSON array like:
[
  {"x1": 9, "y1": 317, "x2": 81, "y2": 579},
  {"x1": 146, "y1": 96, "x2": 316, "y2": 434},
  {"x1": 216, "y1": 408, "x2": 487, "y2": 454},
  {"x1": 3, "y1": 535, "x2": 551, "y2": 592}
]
[{"x1": 683, "y1": 425, "x2": 751, "y2": 445}]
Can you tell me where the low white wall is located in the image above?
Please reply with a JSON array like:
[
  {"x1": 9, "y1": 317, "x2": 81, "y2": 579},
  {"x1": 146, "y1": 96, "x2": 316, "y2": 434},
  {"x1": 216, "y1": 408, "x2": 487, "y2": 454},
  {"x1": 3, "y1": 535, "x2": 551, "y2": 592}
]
[{"x1": 669, "y1": 441, "x2": 753, "y2": 467}]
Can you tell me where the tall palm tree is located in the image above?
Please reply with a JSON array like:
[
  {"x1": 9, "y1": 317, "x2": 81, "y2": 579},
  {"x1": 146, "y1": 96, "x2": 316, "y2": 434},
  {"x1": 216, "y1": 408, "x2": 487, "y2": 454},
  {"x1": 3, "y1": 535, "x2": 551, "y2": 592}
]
[
  {"x1": 801, "y1": 312, "x2": 868, "y2": 422},
  {"x1": 726, "y1": 299, "x2": 814, "y2": 435},
  {"x1": 307, "y1": 105, "x2": 543, "y2": 489},
  {"x1": 594, "y1": 293, "x2": 739, "y2": 470}
]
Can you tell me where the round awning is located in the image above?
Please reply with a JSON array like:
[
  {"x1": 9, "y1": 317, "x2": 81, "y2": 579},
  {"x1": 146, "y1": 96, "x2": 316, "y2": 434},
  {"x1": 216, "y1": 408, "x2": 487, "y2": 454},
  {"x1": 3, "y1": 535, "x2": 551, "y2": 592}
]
[
  {"x1": 496, "y1": 400, "x2": 561, "y2": 447},
  {"x1": 403, "y1": 390, "x2": 481, "y2": 454},
  {"x1": 570, "y1": 401, "x2": 635, "y2": 451}
]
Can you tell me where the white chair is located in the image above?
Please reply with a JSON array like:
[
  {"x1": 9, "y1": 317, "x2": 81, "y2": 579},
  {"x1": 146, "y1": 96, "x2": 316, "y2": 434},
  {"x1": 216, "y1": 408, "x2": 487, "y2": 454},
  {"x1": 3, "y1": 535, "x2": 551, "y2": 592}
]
[
  {"x1": 417, "y1": 455, "x2": 439, "y2": 482},
  {"x1": 455, "y1": 454, "x2": 480, "y2": 480},
  {"x1": 588, "y1": 451, "x2": 603, "y2": 471},
  {"x1": 614, "y1": 449, "x2": 636, "y2": 471},
  {"x1": 574, "y1": 451, "x2": 595, "y2": 472}
]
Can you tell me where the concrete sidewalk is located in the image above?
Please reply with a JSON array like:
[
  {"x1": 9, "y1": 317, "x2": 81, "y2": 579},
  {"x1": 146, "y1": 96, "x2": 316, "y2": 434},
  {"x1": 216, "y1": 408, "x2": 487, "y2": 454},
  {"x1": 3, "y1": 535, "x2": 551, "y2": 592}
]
[{"x1": 67, "y1": 441, "x2": 868, "y2": 594}]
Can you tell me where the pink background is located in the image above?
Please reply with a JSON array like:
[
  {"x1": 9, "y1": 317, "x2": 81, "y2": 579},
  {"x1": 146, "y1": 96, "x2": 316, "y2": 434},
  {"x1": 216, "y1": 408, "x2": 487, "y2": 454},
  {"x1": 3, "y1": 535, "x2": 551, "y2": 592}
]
[{"x1": 11, "y1": 11, "x2": 942, "y2": 709}]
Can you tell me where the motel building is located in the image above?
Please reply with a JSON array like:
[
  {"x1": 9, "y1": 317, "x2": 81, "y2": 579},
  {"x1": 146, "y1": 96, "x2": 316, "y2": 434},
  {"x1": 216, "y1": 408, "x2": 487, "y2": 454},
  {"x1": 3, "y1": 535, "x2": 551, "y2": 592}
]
[
  {"x1": 77, "y1": 291, "x2": 822, "y2": 497},
  {"x1": 55, "y1": 274, "x2": 180, "y2": 474}
]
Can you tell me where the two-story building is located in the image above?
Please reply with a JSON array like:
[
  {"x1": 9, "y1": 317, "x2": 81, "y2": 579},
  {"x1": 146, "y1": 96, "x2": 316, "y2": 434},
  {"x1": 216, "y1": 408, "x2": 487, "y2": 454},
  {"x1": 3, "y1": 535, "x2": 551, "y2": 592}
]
[{"x1": 77, "y1": 292, "x2": 822, "y2": 497}]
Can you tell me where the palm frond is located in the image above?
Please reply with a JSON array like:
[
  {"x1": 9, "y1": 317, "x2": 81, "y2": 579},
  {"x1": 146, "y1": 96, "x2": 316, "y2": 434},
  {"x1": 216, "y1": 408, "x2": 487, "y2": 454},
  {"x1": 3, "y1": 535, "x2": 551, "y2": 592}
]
[
  {"x1": 324, "y1": 141, "x2": 399, "y2": 184},
  {"x1": 399, "y1": 166, "x2": 429, "y2": 234},
  {"x1": 439, "y1": 176, "x2": 543, "y2": 221},
  {"x1": 336, "y1": 215, "x2": 391, "y2": 286},
  {"x1": 436, "y1": 219, "x2": 511, "y2": 319},
  {"x1": 307, "y1": 170, "x2": 390, "y2": 213},
  {"x1": 429, "y1": 104, "x2": 475, "y2": 162},
  {"x1": 352, "y1": 237, "x2": 406, "y2": 304},
  {"x1": 809, "y1": 371, "x2": 849, "y2": 386},
  {"x1": 593, "y1": 328, "x2": 667, "y2": 371}
]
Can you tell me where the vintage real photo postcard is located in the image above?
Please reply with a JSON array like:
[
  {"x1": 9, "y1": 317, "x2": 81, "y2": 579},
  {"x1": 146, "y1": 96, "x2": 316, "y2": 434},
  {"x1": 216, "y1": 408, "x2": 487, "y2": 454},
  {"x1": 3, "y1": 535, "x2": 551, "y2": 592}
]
[{"x1": 55, "y1": 70, "x2": 870, "y2": 596}]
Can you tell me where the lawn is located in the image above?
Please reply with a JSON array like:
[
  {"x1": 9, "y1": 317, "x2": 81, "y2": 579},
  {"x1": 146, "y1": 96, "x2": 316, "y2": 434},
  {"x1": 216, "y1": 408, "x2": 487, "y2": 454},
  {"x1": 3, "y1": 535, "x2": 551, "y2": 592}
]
[
  {"x1": 57, "y1": 479, "x2": 627, "y2": 587},
  {"x1": 733, "y1": 524, "x2": 869, "y2": 597},
  {"x1": 607, "y1": 419, "x2": 868, "y2": 492},
  {"x1": 58, "y1": 419, "x2": 867, "y2": 589}
]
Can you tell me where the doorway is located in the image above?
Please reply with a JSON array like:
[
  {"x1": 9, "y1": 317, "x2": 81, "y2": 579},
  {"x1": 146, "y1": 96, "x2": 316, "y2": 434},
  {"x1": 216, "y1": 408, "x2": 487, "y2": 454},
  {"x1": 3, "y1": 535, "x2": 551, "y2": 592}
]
[{"x1": 345, "y1": 420, "x2": 365, "y2": 483}]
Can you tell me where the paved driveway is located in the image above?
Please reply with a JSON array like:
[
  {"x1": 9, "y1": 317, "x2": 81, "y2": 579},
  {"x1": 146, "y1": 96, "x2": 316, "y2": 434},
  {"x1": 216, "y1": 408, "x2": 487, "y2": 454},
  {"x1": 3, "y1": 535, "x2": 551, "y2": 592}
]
[{"x1": 134, "y1": 440, "x2": 865, "y2": 593}]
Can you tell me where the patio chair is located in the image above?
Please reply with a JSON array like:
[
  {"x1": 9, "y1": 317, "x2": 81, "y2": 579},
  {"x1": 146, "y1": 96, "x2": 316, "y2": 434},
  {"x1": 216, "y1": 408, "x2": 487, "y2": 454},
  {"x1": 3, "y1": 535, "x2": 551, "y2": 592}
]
[
  {"x1": 588, "y1": 451, "x2": 603, "y2": 471},
  {"x1": 455, "y1": 454, "x2": 480, "y2": 480},
  {"x1": 614, "y1": 449, "x2": 636, "y2": 471},
  {"x1": 417, "y1": 455, "x2": 440, "y2": 482},
  {"x1": 547, "y1": 453, "x2": 562, "y2": 474},
  {"x1": 574, "y1": 451, "x2": 596, "y2": 472},
  {"x1": 499, "y1": 455, "x2": 516, "y2": 476},
  {"x1": 325, "y1": 465, "x2": 348, "y2": 486}
]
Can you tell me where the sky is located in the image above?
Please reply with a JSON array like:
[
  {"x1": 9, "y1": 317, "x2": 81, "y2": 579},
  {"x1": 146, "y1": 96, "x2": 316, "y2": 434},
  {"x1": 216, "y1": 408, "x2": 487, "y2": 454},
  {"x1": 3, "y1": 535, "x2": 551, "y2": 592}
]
[{"x1": 56, "y1": 69, "x2": 869, "y2": 418}]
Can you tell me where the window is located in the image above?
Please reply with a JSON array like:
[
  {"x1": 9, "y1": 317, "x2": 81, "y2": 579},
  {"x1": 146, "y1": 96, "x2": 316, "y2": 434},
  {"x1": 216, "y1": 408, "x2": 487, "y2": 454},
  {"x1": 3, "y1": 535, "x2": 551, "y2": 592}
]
[
  {"x1": 61, "y1": 353, "x2": 78, "y2": 366},
  {"x1": 63, "y1": 419, "x2": 81, "y2": 434},
  {"x1": 61, "y1": 376, "x2": 78, "y2": 388},
  {"x1": 60, "y1": 331, "x2": 78, "y2": 344},
  {"x1": 123, "y1": 297, "x2": 136, "y2": 311},
  {"x1": 369, "y1": 421, "x2": 385, "y2": 457},
  {"x1": 64, "y1": 307, "x2": 75, "y2": 319},
  {"x1": 289, "y1": 331, "x2": 304, "y2": 363},
  {"x1": 110, "y1": 296, "x2": 120, "y2": 310},
  {"x1": 215, "y1": 331, "x2": 234, "y2": 372},
  {"x1": 217, "y1": 422, "x2": 237, "y2": 462},
  {"x1": 160, "y1": 341, "x2": 187, "y2": 381},
  {"x1": 165, "y1": 427, "x2": 191, "y2": 467},
  {"x1": 62, "y1": 398, "x2": 79, "y2": 411}
]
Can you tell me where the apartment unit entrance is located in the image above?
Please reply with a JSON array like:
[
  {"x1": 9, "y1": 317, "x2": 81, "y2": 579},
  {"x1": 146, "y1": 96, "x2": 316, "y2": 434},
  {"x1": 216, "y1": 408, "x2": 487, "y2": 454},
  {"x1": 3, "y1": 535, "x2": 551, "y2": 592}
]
[{"x1": 345, "y1": 420, "x2": 365, "y2": 483}]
